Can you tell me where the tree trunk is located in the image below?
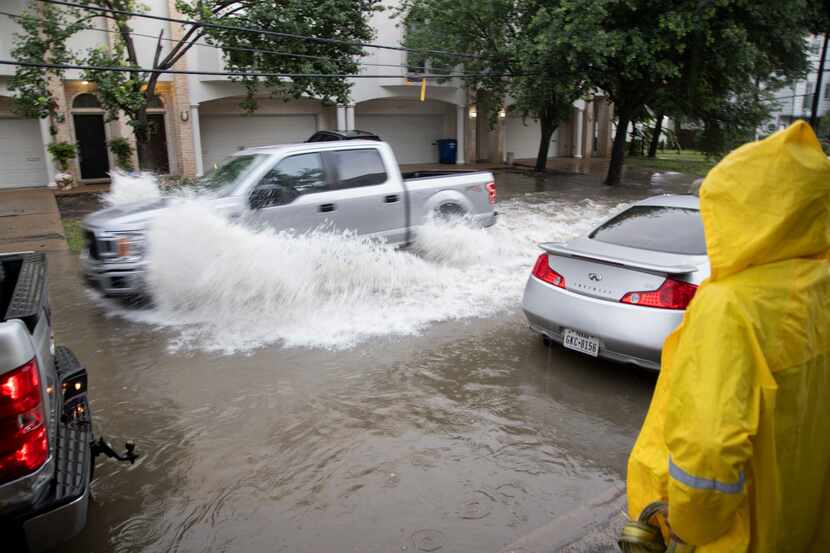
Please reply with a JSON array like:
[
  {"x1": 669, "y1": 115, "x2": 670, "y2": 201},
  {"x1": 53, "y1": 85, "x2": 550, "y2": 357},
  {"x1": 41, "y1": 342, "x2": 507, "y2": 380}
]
[
  {"x1": 134, "y1": 77, "x2": 160, "y2": 172},
  {"x1": 535, "y1": 116, "x2": 557, "y2": 171},
  {"x1": 810, "y1": 33, "x2": 828, "y2": 129},
  {"x1": 133, "y1": 107, "x2": 153, "y2": 172},
  {"x1": 627, "y1": 120, "x2": 640, "y2": 157},
  {"x1": 604, "y1": 110, "x2": 631, "y2": 186},
  {"x1": 648, "y1": 111, "x2": 664, "y2": 158}
]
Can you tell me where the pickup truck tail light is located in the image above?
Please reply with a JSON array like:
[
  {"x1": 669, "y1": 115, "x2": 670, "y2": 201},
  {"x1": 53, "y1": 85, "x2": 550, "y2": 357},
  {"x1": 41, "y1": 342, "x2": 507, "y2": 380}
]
[
  {"x1": 0, "y1": 358, "x2": 48, "y2": 483},
  {"x1": 486, "y1": 181, "x2": 497, "y2": 205},
  {"x1": 531, "y1": 253, "x2": 566, "y2": 288},
  {"x1": 620, "y1": 278, "x2": 698, "y2": 310}
]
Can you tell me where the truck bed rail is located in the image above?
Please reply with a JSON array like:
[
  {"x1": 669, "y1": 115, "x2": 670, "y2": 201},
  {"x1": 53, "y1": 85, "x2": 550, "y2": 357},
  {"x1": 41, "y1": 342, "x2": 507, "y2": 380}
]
[{"x1": 1, "y1": 252, "x2": 47, "y2": 331}]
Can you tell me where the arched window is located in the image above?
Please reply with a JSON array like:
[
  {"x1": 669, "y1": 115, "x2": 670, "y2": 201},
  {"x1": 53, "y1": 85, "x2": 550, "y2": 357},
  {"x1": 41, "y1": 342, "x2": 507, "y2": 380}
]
[{"x1": 72, "y1": 93, "x2": 102, "y2": 109}]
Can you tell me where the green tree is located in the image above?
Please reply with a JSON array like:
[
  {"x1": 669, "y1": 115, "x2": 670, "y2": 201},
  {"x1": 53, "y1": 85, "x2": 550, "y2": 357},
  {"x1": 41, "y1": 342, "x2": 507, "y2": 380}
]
[
  {"x1": 8, "y1": 4, "x2": 88, "y2": 133},
  {"x1": 400, "y1": 0, "x2": 609, "y2": 171},
  {"x1": 11, "y1": 0, "x2": 381, "y2": 170},
  {"x1": 597, "y1": 0, "x2": 812, "y2": 185}
]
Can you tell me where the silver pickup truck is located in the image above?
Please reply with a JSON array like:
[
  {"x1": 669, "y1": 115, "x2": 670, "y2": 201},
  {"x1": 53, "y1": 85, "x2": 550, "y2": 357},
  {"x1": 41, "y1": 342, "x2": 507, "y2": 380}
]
[
  {"x1": 81, "y1": 140, "x2": 498, "y2": 296},
  {"x1": 0, "y1": 252, "x2": 91, "y2": 551},
  {"x1": 1, "y1": 253, "x2": 137, "y2": 551}
]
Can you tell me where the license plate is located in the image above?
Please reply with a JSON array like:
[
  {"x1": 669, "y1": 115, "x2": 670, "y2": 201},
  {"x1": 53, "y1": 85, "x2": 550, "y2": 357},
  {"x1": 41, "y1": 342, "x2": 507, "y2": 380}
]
[{"x1": 562, "y1": 329, "x2": 600, "y2": 357}]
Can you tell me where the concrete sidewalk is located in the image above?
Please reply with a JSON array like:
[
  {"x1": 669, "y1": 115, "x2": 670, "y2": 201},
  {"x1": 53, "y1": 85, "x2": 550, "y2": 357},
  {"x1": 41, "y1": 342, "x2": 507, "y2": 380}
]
[{"x1": 0, "y1": 188, "x2": 68, "y2": 254}]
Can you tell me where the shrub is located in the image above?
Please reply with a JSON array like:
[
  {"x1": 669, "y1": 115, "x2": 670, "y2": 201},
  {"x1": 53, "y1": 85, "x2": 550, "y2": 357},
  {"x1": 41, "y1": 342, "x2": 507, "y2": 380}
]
[
  {"x1": 108, "y1": 137, "x2": 135, "y2": 171},
  {"x1": 47, "y1": 142, "x2": 76, "y2": 172}
]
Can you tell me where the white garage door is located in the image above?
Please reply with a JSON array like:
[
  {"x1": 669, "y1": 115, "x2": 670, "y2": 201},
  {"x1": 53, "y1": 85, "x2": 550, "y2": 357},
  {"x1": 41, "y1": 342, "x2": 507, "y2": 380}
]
[
  {"x1": 355, "y1": 114, "x2": 445, "y2": 164},
  {"x1": 200, "y1": 114, "x2": 317, "y2": 170},
  {"x1": 0, "y1": 118, "x2": 48, "y2": 188},
  {"x1": 505, "y1": 116, "x2": 559, "y2": 160}
]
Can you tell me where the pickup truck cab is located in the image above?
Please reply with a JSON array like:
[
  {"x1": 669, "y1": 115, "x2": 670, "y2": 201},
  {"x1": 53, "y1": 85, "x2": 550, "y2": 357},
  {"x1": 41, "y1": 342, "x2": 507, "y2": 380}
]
[
  {"x1": 82, "y1": 140, "x2": 498, "y2": 296},
  {"x1": 0, "y1": 252, "x2": 92, "y2": 552}
]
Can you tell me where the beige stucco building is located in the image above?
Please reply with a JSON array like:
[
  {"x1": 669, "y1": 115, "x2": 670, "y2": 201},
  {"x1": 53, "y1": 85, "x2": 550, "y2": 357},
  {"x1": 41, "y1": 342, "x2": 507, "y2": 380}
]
[{"x1": 0, "y1": 0, "x2": 614, "y2": 188}]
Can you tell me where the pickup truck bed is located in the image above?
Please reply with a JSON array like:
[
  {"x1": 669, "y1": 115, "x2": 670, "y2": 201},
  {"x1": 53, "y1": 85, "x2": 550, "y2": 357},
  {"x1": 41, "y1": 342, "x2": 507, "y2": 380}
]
[{"x1": 400, "y1": 170, "x2": 477, "y2": 180}]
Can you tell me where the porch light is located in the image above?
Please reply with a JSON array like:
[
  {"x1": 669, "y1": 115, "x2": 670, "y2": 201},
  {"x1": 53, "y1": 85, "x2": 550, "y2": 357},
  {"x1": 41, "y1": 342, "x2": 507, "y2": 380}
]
[
  {"x1": 469, "y1": 106, "x2": 477, "y2": 118},
  {"x1": 498, "y1": 109, "x2": 506, "y2": 118},
  {"x1": 81, "y1": 80, "x2": 89, "y2": 85}
]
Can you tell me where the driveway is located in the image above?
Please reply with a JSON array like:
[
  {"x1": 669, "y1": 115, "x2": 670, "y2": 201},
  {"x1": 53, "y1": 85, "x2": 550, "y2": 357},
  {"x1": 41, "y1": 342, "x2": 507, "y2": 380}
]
[{"x1": 0, "y1": 188, "x2": 67, "y2": 253}]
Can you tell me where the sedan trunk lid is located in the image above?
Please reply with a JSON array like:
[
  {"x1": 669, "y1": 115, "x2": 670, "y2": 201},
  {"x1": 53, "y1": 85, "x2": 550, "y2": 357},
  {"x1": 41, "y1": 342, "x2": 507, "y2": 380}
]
[{"x1": 539, "y1": 239, "x2": 705, "y2": 302}]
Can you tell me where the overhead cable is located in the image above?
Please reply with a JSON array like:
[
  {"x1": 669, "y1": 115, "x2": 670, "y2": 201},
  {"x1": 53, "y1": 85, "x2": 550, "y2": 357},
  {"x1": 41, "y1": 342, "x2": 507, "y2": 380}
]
[
  {"x1": 36, "y1": 0, "x2": 490, "y2": 60},
  {"x1": 0, "y1": 59, "x2": 521, "y2": 79},
  {"x1": 0, "y1": 9, "x2": 457, "y2": 74}
]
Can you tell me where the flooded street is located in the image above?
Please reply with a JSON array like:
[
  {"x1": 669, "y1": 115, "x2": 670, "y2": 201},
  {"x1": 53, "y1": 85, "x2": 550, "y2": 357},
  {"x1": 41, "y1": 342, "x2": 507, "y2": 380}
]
[{"x1": 50, "y1": 169, "x2": 694, "y2": 553}]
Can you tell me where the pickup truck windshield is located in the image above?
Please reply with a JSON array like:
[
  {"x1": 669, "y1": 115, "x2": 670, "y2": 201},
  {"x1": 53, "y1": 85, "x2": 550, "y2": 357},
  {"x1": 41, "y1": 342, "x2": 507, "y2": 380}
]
[{"x1": 197, "y1": 154, "x2": 270, "y2": 196}]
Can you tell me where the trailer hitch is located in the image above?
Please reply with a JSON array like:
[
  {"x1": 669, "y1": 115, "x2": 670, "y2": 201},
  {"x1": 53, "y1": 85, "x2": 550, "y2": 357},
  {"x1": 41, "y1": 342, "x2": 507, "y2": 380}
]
[{"x1": 91, "y1": 437, "x2": 139, "y2": 464}]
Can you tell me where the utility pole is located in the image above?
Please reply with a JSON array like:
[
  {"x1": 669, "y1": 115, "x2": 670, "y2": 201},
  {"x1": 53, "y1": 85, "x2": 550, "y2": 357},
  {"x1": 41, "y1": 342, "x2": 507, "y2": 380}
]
[{"x1": 809, "y1": 33, "x2": 828, "y2": 129}]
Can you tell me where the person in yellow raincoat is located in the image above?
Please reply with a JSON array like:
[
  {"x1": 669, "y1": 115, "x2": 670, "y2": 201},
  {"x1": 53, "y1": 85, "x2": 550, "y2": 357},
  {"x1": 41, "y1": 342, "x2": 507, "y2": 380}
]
[{"x1": 625, "y1": 120, "x2": 830, "y2": 552}]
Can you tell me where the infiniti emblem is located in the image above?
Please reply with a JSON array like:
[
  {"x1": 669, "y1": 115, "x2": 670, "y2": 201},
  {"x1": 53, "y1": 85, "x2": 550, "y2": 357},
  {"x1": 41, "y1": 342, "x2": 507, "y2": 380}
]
[{"x1": 588, "y1": 272, "x2": 602, "y2": 282}]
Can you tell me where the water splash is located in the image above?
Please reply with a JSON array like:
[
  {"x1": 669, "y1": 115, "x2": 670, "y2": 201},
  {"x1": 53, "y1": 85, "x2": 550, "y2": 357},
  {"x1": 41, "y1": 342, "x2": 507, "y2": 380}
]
[
  {"x1": 106, "y1": 196, "x2": 625, "y2": 353},
  {"x1": 101, "y1": 171, "x2": 163, "y2": 207}
]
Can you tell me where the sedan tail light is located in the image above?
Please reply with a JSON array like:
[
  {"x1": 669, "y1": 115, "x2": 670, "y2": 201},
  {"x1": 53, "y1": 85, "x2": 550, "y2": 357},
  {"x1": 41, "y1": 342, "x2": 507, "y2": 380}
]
[
  {"x1": 620, "y1": 278, "x2": 698, "y2": 310},
  {"x1": 0, "y1": 358, "x2": 48, "y2": 483},
  {"x1": 532, "y1": 253, "x2": 566, "y2": 288},
  {"x1": 486, "y1": 182, "x2": 497, "y2": 205}
]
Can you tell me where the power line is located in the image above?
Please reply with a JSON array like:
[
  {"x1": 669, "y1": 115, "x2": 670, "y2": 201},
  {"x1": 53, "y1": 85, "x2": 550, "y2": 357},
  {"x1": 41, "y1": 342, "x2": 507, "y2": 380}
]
[
  {"x1": 0, "y1": 59, "x2": 521, "y2": 79},
  {"x1": 0, "y1": 9, "x2": 457, "y2": 75},
  {"x1": 773, "y1": 92, "x2": 827, "y2": 101},
  {"x1": 36, "y1": 0, "x2": 489, "y2": 61}
]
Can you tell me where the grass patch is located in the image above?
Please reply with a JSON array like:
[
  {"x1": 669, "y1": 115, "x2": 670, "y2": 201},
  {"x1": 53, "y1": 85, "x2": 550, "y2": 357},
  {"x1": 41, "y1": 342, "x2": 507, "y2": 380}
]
[
  {"x1": 624, "y1": 150, "x2": 717, "y2": 177},
  {"x1": 62, "y1": 218, "x2": 84, "y2": 253}
]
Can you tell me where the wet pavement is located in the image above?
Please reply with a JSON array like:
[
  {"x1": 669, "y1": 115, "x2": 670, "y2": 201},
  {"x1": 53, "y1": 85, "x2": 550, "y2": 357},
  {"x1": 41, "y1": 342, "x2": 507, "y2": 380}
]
[{"x1": 47, "y1": 167, "x2": 696, "y2": 553}]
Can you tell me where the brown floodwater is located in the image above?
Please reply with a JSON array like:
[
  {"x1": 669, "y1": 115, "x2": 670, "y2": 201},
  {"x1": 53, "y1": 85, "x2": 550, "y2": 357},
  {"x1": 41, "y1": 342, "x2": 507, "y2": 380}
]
[{"x1": 48, "y1": 168, "x2": 694, "y2": 553}]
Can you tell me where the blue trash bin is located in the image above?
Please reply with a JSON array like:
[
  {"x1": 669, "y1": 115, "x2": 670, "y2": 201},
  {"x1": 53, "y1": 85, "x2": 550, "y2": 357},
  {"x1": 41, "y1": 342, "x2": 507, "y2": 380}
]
[{"x1": 436, "y1": 139, "x2": 458, "y2": 164}]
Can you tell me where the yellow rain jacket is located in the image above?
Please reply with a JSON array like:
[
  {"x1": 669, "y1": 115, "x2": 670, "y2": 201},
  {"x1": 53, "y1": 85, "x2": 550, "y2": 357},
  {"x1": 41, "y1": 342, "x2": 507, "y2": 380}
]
[{"x1": 626, "y1": 121, "x2": 830, "y2": 552}]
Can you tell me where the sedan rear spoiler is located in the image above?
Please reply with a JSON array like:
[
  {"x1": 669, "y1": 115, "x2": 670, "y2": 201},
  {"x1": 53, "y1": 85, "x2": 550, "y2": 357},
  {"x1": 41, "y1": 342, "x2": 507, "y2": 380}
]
[{"x1": 540, "y1": 242, "x2": 698, "y2": 275}]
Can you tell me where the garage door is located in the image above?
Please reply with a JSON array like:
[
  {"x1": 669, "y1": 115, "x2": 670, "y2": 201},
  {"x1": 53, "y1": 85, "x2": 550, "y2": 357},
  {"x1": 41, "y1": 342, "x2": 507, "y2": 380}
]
[
  {"x1": 0, "y1": 118, "x2": 48, "y2": 188},
  {"x1": 200, "y1": 114, "x2": 317, "y2": 170},
  {"x1": 505, "y1": 116, "x2": 559, "y2": 160},
  {"x1": 355, "y1": 114, "x2": 445, "y2": 164}
]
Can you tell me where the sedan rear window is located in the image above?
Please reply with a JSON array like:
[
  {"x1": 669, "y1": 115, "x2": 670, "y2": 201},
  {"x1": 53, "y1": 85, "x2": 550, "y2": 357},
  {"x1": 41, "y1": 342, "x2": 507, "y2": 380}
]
[{"x1": 589, "y1": 206, "x2": 706, "y2": 255}]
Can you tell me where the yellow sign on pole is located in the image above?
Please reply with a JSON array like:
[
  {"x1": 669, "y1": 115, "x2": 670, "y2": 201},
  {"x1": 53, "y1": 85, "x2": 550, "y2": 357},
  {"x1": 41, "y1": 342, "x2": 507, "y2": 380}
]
[{"x1": 420, "y1": 78, "x2": 427, "y2": 102}]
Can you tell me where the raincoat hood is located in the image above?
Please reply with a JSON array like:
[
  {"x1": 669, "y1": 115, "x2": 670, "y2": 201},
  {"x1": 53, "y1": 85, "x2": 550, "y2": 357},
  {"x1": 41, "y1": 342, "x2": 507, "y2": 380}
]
[{"x1": 700, "y1": 121, "x2": 830, "y2": 281}]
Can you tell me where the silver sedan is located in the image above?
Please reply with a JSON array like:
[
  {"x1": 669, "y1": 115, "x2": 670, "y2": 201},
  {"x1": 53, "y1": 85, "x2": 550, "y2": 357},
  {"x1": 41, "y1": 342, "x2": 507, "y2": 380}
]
[{"x1": 521, "y1": 195, "x2": 709, "y2": 370}]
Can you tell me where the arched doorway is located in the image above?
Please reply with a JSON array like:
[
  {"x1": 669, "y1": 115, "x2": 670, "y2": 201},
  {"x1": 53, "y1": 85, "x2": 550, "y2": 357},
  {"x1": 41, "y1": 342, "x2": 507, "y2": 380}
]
[
  {"x1": 137, "y1": 95, "x2": 170, "y2": 174},
  {"x1": 354, "y1": 98, "x2": 457, "y2": 164},
  {"x1": 71, "y1": 93, "x2": 110, "y2": 180}
]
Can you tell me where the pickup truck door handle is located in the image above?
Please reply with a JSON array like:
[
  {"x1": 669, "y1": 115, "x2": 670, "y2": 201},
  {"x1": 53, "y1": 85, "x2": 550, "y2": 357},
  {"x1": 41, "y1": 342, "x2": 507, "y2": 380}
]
[
  {"x1": 384, "y1": 194, "x2": 400, "y2": 203},
  {"x1": 319, "y1": 203, "x2": 336, "y2": 213}
]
